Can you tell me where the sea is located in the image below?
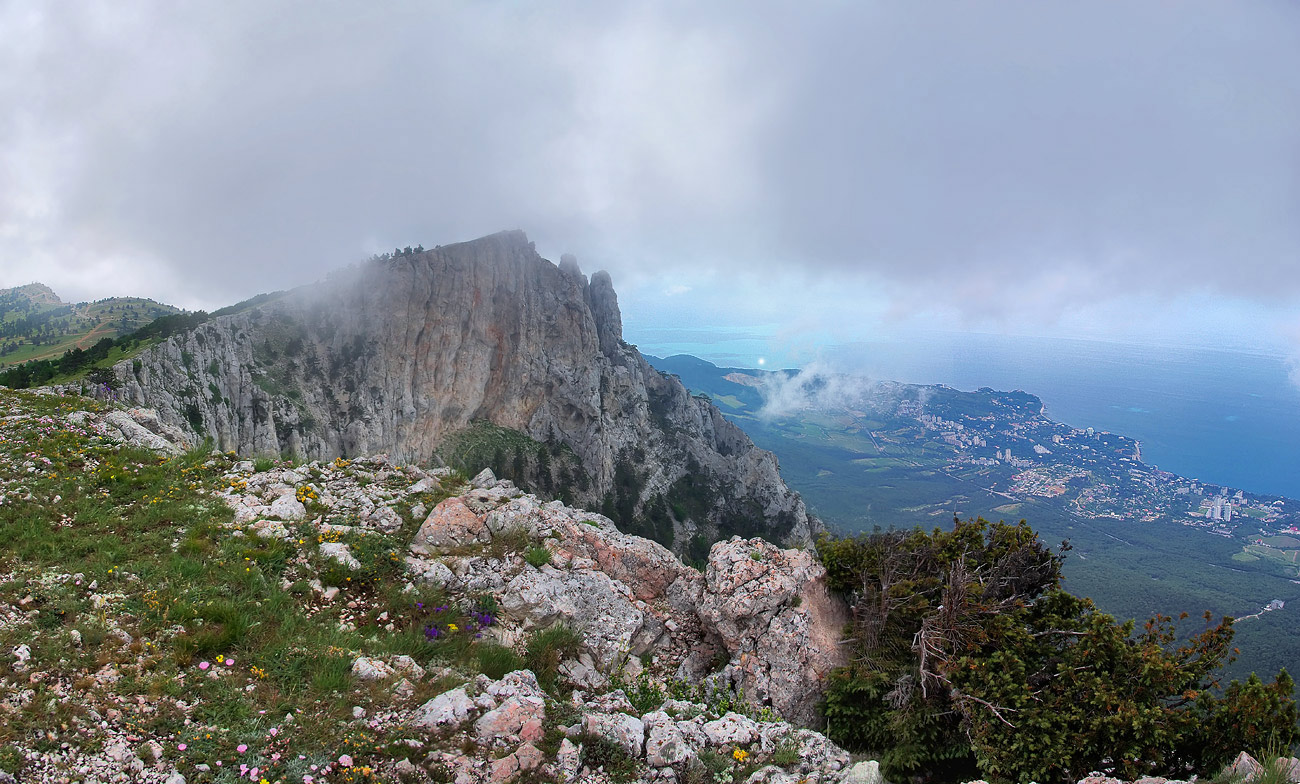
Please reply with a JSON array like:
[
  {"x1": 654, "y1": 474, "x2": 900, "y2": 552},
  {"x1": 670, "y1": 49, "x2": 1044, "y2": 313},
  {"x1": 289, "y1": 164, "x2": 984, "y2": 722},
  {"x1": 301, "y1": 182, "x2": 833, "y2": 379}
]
[{"x1": 626, "y1": 327, "x2": 1300, "y2": 501}]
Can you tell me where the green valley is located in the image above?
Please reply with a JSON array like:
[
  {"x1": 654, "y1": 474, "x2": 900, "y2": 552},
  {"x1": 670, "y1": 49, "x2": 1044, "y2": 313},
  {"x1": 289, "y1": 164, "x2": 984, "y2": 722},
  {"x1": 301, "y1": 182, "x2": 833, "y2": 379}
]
[{"x1": 647, "y1": 354, "x2": 1300, "y2": 682}]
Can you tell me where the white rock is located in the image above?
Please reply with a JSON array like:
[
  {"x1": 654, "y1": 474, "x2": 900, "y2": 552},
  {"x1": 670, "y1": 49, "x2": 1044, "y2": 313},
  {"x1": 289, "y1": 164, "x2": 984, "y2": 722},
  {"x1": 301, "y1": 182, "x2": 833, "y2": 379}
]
[
  {"x1": 351, "y1": 657, "x2": 395, "y2": 681},
  {"x1": 645, "y1": 711, "x2": 693, "y2": 767},
  {"x1": 703, "y1": 712, "x2": 759, "y2": 746},
  {"x1": 390, "y1": 655, "x2": 426, "y2": 680},
  {"x1": 268, "y1": 495, "x2": 307, "y2": 521},
  {"x1": 839, "y1": 760, "x2": 883, "y2": 784},
  {"x1": 583, "y1": 712, "x2": 645, "y2": 758},
  {"x1": 250, "y1": 519, "x2": 291, "y2": 540},
  {"x1": 320, "y1": 543, "x2": 361, "y2": 570},
  {"x1": 556, "y1": 738, "x2": 582, "y2": 782},
  {"x1": 412, "y1": 687, "x2": 475, "y2": 730}
]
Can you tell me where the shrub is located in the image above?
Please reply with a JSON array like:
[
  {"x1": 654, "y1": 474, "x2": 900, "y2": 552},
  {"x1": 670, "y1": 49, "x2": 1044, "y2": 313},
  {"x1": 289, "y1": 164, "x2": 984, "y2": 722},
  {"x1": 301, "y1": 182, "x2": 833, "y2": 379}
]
[{"x1": 818, "y1": 518, "x2": 1298, "y2": 784}]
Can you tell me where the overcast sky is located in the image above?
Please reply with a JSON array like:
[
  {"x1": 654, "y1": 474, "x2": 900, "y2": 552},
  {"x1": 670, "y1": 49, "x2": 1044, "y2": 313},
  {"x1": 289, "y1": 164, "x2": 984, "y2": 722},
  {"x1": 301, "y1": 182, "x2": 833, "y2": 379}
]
[{"x1": 3, "y1": 1, "x2": 1298, "y2": 366}]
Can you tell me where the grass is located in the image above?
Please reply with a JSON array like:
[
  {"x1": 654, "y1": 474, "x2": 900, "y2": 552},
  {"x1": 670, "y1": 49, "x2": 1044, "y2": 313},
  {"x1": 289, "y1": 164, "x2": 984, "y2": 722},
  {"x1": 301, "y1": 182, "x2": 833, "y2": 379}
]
[
  {"x1": 524, "y1": 623, "x2": 583, "y2": 693},
  {"x1": 525, "y1": 544, "x2": 552, "y2": 567},
  {"x1": 0, "y1": 386, "x2": 516, "y2": 781}
]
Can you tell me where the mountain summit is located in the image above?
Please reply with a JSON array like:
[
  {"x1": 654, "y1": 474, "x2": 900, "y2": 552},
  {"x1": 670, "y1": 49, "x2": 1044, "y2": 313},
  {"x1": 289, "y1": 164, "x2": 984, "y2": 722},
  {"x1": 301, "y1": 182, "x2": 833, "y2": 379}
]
[{"x1": 110, "y1": 230, "x2": 814, "y2": 553}]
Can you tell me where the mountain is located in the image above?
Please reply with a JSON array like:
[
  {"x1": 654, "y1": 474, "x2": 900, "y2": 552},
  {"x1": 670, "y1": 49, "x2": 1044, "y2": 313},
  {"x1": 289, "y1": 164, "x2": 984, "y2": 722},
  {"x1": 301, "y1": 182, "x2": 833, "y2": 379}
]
[
  {"x1": 0, "y1": 283, "x2": 180, "y2": 368},
  {"x1": 106, "y1": 231, "x2": 814, "y2": 557}
]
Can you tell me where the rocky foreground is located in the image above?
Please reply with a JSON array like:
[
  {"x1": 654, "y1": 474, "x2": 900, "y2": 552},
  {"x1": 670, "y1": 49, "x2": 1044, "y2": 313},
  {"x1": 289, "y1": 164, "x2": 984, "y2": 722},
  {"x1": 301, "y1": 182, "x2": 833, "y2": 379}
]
[
  {"x1": 1, "y1": 393, "x2": 1293, "y2": 784},
  {"x1": 0, "y1": 392, "x2": 860, "y2": 784}
]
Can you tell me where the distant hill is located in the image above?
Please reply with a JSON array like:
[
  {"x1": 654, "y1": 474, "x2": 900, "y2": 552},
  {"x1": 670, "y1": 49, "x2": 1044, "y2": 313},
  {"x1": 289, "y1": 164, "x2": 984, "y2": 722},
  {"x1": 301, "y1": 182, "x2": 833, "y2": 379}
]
[{"x1": 0, "y1": 283, "x2": 181, "y2": 368}]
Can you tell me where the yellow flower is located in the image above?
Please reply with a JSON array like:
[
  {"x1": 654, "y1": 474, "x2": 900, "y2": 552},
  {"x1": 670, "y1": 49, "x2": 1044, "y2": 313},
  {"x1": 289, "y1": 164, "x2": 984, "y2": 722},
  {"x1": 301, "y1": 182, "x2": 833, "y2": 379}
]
[
  {"x1": 733, "y1": 748, "x2": 749, "y2": 763},
  {"x1": 448, "y1": 623, "x2": 459, "y2": 632}
]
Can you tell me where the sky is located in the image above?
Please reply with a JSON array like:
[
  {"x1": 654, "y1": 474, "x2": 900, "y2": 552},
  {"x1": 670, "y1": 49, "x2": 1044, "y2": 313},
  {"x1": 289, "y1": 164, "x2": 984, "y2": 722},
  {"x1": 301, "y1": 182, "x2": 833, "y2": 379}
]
[{"x1": 3, "y1": 1, "x2": 1299, "y2": 370}]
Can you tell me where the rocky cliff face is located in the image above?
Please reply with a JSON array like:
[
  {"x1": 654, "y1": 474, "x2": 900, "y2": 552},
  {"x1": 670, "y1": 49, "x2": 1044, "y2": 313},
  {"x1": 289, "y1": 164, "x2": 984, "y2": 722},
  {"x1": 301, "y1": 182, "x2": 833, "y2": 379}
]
[{"x1": 110, "y1": 230, "x2": 815, "y2": 551}]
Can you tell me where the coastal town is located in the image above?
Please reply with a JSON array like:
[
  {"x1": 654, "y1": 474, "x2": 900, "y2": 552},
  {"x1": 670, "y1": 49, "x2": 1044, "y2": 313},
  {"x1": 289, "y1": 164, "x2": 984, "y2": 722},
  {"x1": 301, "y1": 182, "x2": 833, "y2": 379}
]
[{"x1": 886, "y1": 384, "x2": 1300, "y2": 573}]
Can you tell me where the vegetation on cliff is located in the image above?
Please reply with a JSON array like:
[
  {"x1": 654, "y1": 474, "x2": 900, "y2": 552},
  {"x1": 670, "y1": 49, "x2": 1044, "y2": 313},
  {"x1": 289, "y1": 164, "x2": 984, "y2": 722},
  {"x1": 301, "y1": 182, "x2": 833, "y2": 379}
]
[{"x1": 818, "y1": 520, "x2": 1298, "y2": 783}]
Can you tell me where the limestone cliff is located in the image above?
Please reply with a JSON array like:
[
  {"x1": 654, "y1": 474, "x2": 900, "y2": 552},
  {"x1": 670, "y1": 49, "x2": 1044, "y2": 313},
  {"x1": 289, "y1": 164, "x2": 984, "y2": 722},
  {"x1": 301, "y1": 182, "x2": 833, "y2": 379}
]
[{"x1": 110, "y1": 230, "x2": 815, "y2": 550}]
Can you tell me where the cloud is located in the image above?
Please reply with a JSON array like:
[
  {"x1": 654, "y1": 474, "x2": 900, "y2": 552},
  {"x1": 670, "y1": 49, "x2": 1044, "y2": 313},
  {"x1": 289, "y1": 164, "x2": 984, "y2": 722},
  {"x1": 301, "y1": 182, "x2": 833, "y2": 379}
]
[
  {"x1": 1, "y1": 1, "x2": 1297, "y2": 328},
  {"x1": 756, "y1": 362, "x2": 878, "y2": 419}
]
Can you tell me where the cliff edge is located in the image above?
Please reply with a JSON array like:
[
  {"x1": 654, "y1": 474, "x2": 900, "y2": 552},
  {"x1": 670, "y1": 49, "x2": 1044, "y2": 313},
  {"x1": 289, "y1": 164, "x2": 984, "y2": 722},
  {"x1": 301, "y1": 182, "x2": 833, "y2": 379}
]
[{"x1": 110, "y1": 230, "x2": 815, "y2": 553}]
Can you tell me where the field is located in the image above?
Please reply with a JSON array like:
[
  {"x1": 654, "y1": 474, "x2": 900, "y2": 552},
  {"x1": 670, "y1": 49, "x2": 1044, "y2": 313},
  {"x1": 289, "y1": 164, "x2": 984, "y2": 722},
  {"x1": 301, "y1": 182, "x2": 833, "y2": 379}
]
[{"x1": 0, "y1": 284, "x2": 179, "y2": 369}]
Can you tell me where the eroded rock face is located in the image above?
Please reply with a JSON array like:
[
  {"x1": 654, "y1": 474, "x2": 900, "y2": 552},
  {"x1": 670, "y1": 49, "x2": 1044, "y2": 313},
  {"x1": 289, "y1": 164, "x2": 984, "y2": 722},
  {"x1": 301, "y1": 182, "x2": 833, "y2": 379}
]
[
  {"x1": 696, "y1": 537, "x2": 851, "y2": 728},
  {"x1": 110, "y1": 230, "x2": 815, "y2": 551},
  {"x1": 404, "y1": 481, "x2": 847, "y2": 727}
]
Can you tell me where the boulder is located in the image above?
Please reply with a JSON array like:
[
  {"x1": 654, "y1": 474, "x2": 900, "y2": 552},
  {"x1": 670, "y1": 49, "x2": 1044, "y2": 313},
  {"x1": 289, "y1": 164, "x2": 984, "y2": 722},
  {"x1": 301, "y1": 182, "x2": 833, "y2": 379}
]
[
  {"x1": 583, "y1": 712, "x2": 645, "y2": 758},
  {"x1": 500, "y1": 568, "x2": 664, "y2": 671},
  {"x1": 474, "y1": 695, "x2": 546, "y2": 745},
  {"x1": 411, "y1": 498, "x2": 489, "y2": 554},
  {"x1": 320, "y1": 542, "x2": 361, "y2": 570},
  {"x1": 696, "y1": 537, "x2": 849, "y2": 726},
  {"x1": 644, "y1": 711, "x2": 694, "y2": 767},
  {"x1": 351, "y1": 657, "x2": 394, "y2": 681},
  {"x1": 412, "y1": 687, "x2": 475, "y2": 731},
  {"x1": 268, "y1": 494, "x2": 307, "y2": 521}
]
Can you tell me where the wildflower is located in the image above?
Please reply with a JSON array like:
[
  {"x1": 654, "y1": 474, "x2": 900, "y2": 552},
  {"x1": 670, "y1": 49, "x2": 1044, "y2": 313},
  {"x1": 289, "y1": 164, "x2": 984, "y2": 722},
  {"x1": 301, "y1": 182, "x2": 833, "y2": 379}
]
[
  {"x1": 237, "y1": 744, "x2": 248, "y2": 753},
  {"x1": 733, "y1": 748, "x2": 750, "y2": 763},
  {"x1": 199, "y1": 661, "x2": 210, "y2": 670},
  {"x1": 339, "y1": 753, "x2": 354, "y2": 767},
  {"x1": 178, "y1": 743, "x2": 187, "y2": 751},
  {"x1": 217, "y1": 655, "x2": 224, "y2": 663},
  {"x1": 448, "y1": 623, "x2": 459, "y2": 632}
]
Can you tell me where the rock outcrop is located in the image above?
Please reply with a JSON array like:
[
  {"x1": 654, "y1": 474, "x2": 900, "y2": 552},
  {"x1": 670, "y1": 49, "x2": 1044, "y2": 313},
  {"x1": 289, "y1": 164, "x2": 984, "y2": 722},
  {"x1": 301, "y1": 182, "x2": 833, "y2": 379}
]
[
  {"x1": 215, "y1": 457, "x2": 848, "y2": 728},
  {"x1": 109, "y1": 230, "x2": 814, "y2": 552}
]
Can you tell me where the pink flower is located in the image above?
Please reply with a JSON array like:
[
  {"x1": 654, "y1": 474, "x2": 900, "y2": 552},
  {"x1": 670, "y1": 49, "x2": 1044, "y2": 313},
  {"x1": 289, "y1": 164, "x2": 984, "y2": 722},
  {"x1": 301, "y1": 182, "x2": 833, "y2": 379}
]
[
  {"x1": 199, "y1": 662, "x2": 210, "y2": 670},
  {"x1": 250, "y1": 768, "x2": 259, "y2": 779},
  {"x1": 225, "y1": 657, "x2": 235, "y2": 666},
  {"x1": 303, "y1": 777, "x2": 314, "y2": 784},
  {"x1": 177, "y1": 743, "x2": 187, "y2": 751},
  {"x1": 338, "y1": 753, "x2": 353, "y2": 767},
  {"x1": 269, "y1": 727, "x2": 278, "y2": 736},
  {"x1": 237, "y1": 744, "x2": 247, "y2": 753}
]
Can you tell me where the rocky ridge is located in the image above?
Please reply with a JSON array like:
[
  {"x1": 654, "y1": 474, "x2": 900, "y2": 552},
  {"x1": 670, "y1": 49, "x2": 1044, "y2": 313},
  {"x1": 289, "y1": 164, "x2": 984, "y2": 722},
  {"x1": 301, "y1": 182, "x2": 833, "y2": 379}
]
[{"x1": 103, "y1": 230, "x2": 815, "y2": 555}]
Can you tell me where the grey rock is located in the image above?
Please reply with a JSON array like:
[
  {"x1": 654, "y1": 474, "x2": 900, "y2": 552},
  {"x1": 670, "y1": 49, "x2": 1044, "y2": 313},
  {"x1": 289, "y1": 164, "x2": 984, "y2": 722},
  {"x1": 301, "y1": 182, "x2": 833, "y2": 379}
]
[
  {"x1": 320, "y1": 542, "x2": 361, "y2": 570},
  {"x1": 838, "y1": 760, "x2": 883, "y2": 784},
  {"x1": 583, "y1": 712, "x2": 645, "y2": 758},
  {"x1": 250, "y1": 519, "x2": 291, "y2": 540},
  {"x1": 556, "y1": 738, "x2": 582, "y2": 782},
  {"x1": 412, "y1": 687, "x2": 475, "y2": 730},
  {"x1": 351, "y1": 657, "x2": 394, "y2": 681},
  {"x1": 268, "y1": 494, "x2": 306, "y2": 521},
  {"x1": 644, "y1": 711, "x2": 693, "y2": 767},
  {"x1": 696, "y1": 538, "x2": 850, "y2": 727},
  {"x1": 702, "y1": 712, "x2": 760, "y2": 746}
]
